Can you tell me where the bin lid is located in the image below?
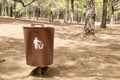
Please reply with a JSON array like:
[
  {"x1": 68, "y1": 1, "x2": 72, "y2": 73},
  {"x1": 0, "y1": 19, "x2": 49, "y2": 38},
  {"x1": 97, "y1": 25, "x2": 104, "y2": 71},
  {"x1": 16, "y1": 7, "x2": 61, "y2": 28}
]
[{"x1": 23, "y1": 26, "x2": 54, "y2": 29}]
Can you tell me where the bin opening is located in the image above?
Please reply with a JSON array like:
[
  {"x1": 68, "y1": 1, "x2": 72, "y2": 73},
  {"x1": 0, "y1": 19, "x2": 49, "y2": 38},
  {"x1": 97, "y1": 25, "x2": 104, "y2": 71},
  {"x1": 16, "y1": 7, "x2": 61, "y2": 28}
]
[{"x1": 31, "y1": 23, "x2": 44, "y2": 27}]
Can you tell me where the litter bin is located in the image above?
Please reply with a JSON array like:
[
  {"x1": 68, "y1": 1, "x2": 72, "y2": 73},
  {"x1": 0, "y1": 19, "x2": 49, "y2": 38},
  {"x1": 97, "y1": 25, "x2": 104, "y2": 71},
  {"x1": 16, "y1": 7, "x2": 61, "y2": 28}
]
[{"x1": 23, "y1": 24, "x2": 54, "y2": 68}]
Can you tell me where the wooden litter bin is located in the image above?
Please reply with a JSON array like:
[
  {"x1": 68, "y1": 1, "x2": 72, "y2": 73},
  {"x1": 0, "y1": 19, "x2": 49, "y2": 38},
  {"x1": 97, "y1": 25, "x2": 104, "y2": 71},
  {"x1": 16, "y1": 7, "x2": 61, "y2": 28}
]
[{"x1": 23, "y1": 26, "x2": 54, "y2": 67}]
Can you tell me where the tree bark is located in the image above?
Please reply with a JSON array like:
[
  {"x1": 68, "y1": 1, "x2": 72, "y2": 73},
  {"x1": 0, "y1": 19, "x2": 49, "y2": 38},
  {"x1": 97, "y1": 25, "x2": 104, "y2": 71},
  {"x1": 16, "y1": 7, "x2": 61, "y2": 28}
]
[
  {"x1": 49, "y1": 3, "x2": 54, "y2": 22},
  {"x1": 84, "y1": 0, "x2": 95, "y2": 35},
  {"x1": 35, "y1": 7, "x2": 38, "y2": 20},
  {"x1": 4, "y1": 6, "x2": 7, "y2": 16},
  {"x1": 0, "y1": 3, "x2": 2, "y2": 16},
  {"x1": 28, "y1": 6, "x2": 32, "y2": 20},
  {"x1": 14, "y1": 1, "x2": 17, "y2": 19},
  {"x1": 100, "y1": 0, "x2": 108, "y2": 28},
  {"x1": 110, "y1": 0, "x2": 115, "y2": 24},
  {"x1": 70, "y1": 0, "x2": 74, "y2": 22},
  {"x1": 9, "y1": 4, "x2": 13, "y2": 17},
  {"x1": 64, "y1": 0, "x2": 69, "y2": 22},
  {"x1": 59, "y1": 10, "x2": 64, "y2": 19},
  {"x1": 76, "y1": 4, "x2": 81, "y2": 23},
  {"x1": 2, "y1": 0, "x2": 8, "y2": 16}
]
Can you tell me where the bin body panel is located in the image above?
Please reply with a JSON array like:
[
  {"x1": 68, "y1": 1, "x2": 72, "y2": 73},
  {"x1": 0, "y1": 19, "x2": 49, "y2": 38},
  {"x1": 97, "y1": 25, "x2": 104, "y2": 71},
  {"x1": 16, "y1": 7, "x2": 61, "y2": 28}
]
[{"x1": 23, "y1": 27, "x2": 54, "y2": 67}]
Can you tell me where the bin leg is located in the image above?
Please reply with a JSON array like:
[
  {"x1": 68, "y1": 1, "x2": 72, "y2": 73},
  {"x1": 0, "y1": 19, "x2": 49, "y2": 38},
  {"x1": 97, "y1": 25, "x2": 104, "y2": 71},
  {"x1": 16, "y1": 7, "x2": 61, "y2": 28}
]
[
  {"x1": 36, "y1": 67, "x2": 42, "y2": 75},
  {"x1": 41, "y1": 66, "x2": 49, "y2": 74},
  {"x1": 31, "y1": 66, "x2": 49, "y2": 76}
]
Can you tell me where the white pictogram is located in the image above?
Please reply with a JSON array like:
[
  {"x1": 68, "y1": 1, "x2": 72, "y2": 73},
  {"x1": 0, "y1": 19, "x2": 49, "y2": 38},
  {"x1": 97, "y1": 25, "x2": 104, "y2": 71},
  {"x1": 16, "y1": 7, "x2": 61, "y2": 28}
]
[{"x1": 33, "y1": 37, "x2": 44, "y2": 49}]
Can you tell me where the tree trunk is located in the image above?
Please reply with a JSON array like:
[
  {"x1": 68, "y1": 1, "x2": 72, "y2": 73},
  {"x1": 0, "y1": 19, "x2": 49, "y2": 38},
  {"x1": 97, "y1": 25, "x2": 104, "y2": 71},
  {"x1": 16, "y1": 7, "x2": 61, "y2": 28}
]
[
  {"x1": 84, "y1": 0, "x2": 95, "y2": 35},
  {"x1": 110, "y1": 11, "x2": 114, "y2": 24},
  {"x1": 59, "y1": 11, "x2": 62, "y2": 19},
  {"x1": 2, "y1": 0, "x2": 7, "y2": 16},
  {"x1": 35, "y1": 7, "x2": 39, "y2": 20},
  {"x1": 110, "y1": 0, "x2": 115, "y2": 24},
  {"x1": 0, "y1": 3, "x2": 2, "y2": 16},
  {"x1": 100, "y1": 0, "x2": 108, "y2": 28},
  {"x1": 70, "y1": 0, "x2": 74, "y2": 22},
  {"x1": 76, "y1": 11, "x2": 79, "y2": 23},
  {"x1": 49, "y1": 11, "x2": 54, "y2": 22},
  {"x1": 49, "y1": 3, "x2": 54, "y2": 22},
  {"x1": 119, "y1": 13, "x2": 120, "y2": 23},
  {"x1": 14, "y1": 1, "x2": 17, "y2": 19},
  {"x1": 9, "y1": 4, "x2": 13, "y2": 17},
  {"x1": 38, "y1": 7, "x2": 40, "y2": 17},
  {"x1": 5, "y1": 6, "x2": 8, "y2": 16},
  {"x1": 28, "y1": 7, "x2": 31, "y2": 20},
  {"x1": 64, "y1": 0, "x2": 69, "y2": 22},
  {"x1": 4, "y1": 6, "x2": 7, "y2": 16},
  {"x1": 76, "y1": 4, "x2": 81, "y2": 23}
]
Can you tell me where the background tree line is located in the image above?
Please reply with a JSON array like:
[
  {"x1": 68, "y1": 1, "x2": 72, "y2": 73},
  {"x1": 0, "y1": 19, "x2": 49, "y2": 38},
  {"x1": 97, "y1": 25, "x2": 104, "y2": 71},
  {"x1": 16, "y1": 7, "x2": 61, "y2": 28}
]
[
  {"x1": 0, "y1": 0, "x2": 120, "y2": 35},
  {"x1": 0, "y1": 0, "x2": 120, "y2": 23}
]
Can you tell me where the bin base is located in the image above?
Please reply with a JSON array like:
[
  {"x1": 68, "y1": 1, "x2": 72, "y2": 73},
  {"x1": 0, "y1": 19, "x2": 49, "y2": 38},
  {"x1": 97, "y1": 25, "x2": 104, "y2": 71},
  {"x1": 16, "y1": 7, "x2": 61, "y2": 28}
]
[{"x1": 30, "y1": 66, "x2": 49, "y2": 76}]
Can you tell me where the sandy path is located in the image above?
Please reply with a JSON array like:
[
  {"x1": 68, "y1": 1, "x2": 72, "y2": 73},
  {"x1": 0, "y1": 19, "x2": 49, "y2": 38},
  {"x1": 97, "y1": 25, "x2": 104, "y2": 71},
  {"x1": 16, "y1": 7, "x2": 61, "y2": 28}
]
[{"x1": 0, "y1": 18, "x2": 120, "y2": 80}]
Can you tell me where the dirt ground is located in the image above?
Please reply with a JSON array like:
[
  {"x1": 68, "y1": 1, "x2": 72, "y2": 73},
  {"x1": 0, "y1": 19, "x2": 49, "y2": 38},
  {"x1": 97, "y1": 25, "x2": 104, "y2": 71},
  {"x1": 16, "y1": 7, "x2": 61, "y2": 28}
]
[{"x1": 0, "y1": 17, "x2": 120, "y2": 80}]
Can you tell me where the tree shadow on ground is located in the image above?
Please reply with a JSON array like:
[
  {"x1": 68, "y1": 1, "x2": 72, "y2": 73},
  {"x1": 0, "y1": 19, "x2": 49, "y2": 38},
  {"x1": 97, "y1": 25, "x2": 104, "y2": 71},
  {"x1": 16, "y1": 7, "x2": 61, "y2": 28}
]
[
  {"x1": 0, "y1": 36, "x2": 120, "y2": 80},
  {"x1": 0, "y1": 36, "x2": 61, "y2": 79},
  {"x1": 0, "y1": 36, "x2": 25, "y2": 73},
  {"x1": 52, "y1": 45, "x2": 120, "y2": 79}
]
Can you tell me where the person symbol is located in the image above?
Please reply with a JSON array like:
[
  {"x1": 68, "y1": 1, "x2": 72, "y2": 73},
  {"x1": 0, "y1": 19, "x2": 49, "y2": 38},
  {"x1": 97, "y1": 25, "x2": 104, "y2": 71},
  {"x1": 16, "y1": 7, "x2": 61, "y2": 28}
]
[{"x1": 33, "y1": 37, "x2": 44, "y2": 49}]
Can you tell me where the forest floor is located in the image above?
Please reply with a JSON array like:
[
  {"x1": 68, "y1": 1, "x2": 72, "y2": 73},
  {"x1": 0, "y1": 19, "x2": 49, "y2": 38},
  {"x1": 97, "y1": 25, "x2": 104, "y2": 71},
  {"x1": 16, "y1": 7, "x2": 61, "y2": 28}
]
[{"x1": 0, "y1": 17, "x2": 120, "y2": 80}]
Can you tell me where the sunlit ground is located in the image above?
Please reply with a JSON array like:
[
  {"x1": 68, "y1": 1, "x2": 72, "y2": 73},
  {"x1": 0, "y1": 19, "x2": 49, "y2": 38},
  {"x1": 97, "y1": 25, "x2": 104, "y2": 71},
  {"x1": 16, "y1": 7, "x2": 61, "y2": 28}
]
[{"x1": 0, "y1": 17, "x2": 120, "y2": 80}]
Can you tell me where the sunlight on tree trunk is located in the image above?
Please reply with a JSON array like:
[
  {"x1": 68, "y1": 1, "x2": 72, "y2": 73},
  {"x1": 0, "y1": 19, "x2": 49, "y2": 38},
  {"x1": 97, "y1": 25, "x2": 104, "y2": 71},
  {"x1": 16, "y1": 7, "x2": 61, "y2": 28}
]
[
  {"x1": 49, "y1": 3, "x2": 54, "y2": 22},
  {"x1": 110, "y1": 0, "x2": 115, "y2": 24},
  {"x1": 84, "y1": 0, "x2": 95, "y2": 35},
  {"x1": 64, "y1": 0, "x2": 69, "y2": 23},
  {"x1": 70, "y1": 0, "x2": 74, "y2": 23},
  {"x1": 110, "y1": 13, "x2": 114, "y2": 24},
  {"x1": 2, "y1": 0, "x2": 8, "y2": 16}
]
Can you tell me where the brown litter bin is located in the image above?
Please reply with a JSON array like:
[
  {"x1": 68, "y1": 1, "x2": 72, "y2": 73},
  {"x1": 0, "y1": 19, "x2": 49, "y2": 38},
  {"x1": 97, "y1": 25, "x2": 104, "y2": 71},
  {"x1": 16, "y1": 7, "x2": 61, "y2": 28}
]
[{"x1": 23, "y1": 26, "x2": 54, "y2": 67}]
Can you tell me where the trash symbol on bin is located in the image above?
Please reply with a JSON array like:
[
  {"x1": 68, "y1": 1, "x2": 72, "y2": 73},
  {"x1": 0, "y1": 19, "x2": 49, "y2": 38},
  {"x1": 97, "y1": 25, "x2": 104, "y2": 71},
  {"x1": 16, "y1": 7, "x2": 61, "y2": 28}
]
[{"x1": 33, "y1": 37, "x2": 44, "y2": 49}]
